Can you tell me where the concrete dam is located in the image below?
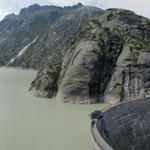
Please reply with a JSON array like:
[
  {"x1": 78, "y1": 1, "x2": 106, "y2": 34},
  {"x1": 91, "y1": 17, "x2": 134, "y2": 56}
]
[{"x1": 91, "y1": 98, "x2": 150, "y2": 150}]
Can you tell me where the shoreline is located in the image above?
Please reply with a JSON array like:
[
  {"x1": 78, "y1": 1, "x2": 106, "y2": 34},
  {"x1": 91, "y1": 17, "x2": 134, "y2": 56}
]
[
  {"x1": 0, "y1": 66, "x2": 38, "y2": 73},
  {"x1": 0, "y1": 66, "x2": 110, "y2": 105}
]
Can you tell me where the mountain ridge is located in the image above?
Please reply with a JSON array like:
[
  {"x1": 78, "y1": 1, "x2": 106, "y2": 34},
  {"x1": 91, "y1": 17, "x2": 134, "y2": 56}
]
[
  {"x1": 0, "y1": 3, "x2": 101, "y2": 69},
  {"x1": 1, "y1": 4, "x2": 150, "y2": 104}
]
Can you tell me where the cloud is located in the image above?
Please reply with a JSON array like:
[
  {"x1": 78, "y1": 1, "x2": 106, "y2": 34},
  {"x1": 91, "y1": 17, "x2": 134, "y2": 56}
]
[
  {"x1": 0, "y1": 0, "x2": 150, "y2": 21},
  {"x1": 0, "y1": 9, "x2": 11, "y2": 20},
  {"x1": 95, "y1": 0, "x2": 150, "y2": 17},
  {"x1": 45, "y1": 0, "x2": 98, "y2": 6},
  {"x1": 44, "y1": 0, "x2": 150, "y2": 18}
]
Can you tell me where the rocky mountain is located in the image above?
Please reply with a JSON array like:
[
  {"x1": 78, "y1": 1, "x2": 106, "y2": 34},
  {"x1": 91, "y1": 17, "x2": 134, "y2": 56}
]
[
  {"x1": 0, "y1": 3, "x2": 101, "y2": 69},
  {"x1": 30, "y1": 8, "x2": 150, "y2": 104}
]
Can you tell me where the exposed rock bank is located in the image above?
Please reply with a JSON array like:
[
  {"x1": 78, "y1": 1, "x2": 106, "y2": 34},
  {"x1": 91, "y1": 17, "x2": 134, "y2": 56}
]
[{"x1": 30, "y1": 8, "x2": 150, "y2": 104}]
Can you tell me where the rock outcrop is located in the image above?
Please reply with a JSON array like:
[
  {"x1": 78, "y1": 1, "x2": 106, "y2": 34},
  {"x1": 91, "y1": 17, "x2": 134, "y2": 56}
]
[{"x1": 31, "y1": 9, "x2": 150, "y2": 104}]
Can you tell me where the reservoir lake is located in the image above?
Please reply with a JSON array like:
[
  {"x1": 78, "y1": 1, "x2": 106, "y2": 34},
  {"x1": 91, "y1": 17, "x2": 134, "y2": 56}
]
[{"x1": 0, "y1": 68, "x2": 108, "y2": 150}]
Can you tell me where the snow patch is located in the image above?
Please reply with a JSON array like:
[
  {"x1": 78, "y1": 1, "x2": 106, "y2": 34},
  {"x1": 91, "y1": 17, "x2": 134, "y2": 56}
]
[{"x1": 5, "y1": 36, "x2": 38, "y2": 67}]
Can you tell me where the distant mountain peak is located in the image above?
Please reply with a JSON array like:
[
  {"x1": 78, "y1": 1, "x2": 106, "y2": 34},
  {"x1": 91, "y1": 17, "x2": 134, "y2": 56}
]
[
  {"x1": 77, "y1": 3, "x2": 83, "y2": 7},
  {"x1": 19, "y1": 3, "x2": 84, "y2": 16},
  {"x1": 72, "y1": 3, "x2": 84, "y2": 8},
  {"x1": 4, "y1": 13, "x2": 16, "y2": 20},
  {"x1": 20, "y1": 3, "x2": 41, "y2": 15}
]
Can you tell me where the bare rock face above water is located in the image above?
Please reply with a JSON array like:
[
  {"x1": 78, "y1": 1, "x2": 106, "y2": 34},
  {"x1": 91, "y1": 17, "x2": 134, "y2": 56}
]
[{"x1": 30, "y1": 8, "x2": 150, "y2": 104}]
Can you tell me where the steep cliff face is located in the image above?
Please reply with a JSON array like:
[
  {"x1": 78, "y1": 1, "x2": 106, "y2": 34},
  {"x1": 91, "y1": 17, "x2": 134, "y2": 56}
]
[
  {"x1": 102, "y1": 10, "x2": 150, "y2": 104},
  {"x1": 30, "y1": 8, "x2": 150, "y2": 104},
  {"x1": 0, "y1": 3, "x2": 101, "y2": 69}
]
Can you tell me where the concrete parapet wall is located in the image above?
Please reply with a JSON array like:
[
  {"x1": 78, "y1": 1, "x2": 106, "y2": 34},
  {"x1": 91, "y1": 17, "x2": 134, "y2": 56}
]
[{"x1": 91, "y1": 98, "x2": 150, "y2": 150}]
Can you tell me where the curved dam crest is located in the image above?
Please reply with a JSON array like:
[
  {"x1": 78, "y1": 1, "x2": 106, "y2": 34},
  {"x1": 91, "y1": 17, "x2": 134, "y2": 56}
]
[{"x1": 91, "y1": 98, "x2": 150, "y2": 150}]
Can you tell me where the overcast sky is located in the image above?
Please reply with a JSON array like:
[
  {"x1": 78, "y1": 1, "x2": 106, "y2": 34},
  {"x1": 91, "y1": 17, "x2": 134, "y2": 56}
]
[{"x1": 0, "y1": 0, "x2": 150, "y2": 20}]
